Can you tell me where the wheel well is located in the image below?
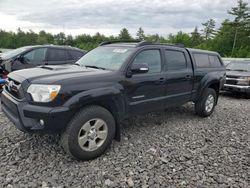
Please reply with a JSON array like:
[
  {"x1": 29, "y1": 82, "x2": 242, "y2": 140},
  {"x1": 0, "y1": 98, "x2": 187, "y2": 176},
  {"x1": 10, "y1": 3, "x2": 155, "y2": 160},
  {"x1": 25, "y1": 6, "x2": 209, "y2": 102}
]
[
  {"x1": 208, "y1": 82, "x2": 219, "y2": 93},
  {"x1": 208, "y1": 82, "x2": 220, "y2": 102},
  {"x1": 79, "y1": 99, "x2": 121, "y2": 141}
]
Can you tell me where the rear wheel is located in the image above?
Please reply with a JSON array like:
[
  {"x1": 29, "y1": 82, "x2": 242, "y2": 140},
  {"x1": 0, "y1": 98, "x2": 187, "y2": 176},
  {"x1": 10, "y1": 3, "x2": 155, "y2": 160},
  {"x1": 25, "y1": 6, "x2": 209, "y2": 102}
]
[
  {"x1": 61, "y1": 105, "x2": 115, "y2": 161},
  {"x1": 195, "y1": 88, "x2": 217, "y2": 117},
  {"x1": 246, "y1": 93, "x2": 250, "y2": 99}
]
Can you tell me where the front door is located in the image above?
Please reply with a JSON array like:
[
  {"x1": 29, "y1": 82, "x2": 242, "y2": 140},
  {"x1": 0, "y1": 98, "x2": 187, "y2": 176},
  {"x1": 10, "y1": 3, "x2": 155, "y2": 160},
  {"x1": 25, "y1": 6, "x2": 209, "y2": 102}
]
[
  {"x1": 123, "y1": 49, "x2": 166, "y2": 115},
  {"x1": 12, "y1": 48, "x2": 47, "y2": 71}
]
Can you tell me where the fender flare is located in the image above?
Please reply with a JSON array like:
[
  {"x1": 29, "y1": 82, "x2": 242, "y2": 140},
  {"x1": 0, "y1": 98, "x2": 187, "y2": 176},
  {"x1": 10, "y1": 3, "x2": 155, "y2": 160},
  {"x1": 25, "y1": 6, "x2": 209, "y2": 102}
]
[
  {"x1": 196, "y1": 77, "x2": 220, "y2": 102},
  {"x1": 64, "y1": 87, "x2": 125, "y2": 141}
]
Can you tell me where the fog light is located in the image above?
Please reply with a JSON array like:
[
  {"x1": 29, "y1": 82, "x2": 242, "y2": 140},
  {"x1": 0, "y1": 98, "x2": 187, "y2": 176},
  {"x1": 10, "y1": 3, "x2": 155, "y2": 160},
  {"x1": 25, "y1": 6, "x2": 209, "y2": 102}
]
[{"x1": 39, "y1": 119, "x2": 44, "y2": 126}]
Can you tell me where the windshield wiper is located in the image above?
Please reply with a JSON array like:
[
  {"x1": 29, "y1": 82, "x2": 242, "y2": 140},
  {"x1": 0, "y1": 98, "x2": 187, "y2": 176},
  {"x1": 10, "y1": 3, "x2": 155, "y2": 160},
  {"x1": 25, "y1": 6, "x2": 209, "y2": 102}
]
[{"x1": 84, "y1": 65, "x2": 106, "y2": 70}]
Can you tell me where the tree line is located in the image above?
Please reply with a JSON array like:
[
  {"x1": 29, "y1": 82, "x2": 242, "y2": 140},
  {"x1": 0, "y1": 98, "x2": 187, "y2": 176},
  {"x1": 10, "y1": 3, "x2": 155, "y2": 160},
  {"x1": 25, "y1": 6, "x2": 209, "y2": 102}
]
[{"x1": 0, "y1": 0, "x2": 249, "y2": 57}]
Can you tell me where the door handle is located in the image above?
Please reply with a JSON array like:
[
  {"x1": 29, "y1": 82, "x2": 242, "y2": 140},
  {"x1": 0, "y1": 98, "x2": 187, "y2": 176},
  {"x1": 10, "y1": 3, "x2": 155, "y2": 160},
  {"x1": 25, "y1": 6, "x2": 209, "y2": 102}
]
[
  {"x1": 185, "y1": 75, "x2": 192, "y2": 80},
  {"x1": 155, "y1": 78, "x2": 165, "y2": 84}
]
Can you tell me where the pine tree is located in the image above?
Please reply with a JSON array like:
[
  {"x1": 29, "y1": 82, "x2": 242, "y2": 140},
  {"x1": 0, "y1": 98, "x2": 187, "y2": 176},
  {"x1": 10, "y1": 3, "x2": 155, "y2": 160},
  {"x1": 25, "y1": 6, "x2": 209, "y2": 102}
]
[
  {"x1": 118, "y1": 28, "x2": 132, "y2": 40},
  {"x1": 136, "y1": 27, "x2": 145, "y2": 40},
  {"x1": 227, "y1": 0, "x2": 250, "y2": 56},
  {"x1": 65, "y1": 35, "x2": 74, "y2": 46},
  {"x1": 191, "y1": 26, "x2": 203, "y2": 47},
  {"x1": 201, "y1": 19, "x2": 216, "y2": 40},
  {"x1": 228, "y1": 0, "x2": 250, "y2": 22}
]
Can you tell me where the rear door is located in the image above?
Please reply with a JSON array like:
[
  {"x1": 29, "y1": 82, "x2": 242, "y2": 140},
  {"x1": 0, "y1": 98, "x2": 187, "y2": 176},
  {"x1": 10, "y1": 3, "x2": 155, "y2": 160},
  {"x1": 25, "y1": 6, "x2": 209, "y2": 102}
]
[
  {"x1": 47, "y1": 48, "x2": 73, "y2": 65},
  {"x1": 164, "y1": 48, "x2": 193, "y2": 106}
]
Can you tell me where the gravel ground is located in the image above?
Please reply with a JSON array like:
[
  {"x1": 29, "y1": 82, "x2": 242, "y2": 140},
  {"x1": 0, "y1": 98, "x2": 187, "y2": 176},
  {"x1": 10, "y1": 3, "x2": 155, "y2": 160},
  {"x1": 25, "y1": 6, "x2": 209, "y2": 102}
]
[{"x1": 0, "y1": 93, "x2": 249, "y2": 188}]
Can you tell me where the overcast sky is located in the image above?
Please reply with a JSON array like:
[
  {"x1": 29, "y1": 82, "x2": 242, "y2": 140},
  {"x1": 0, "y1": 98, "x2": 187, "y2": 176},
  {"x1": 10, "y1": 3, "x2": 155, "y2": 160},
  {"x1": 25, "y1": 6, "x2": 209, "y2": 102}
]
[{"x1": 0, "y1": 0, "x2": 236, "y2": 37}]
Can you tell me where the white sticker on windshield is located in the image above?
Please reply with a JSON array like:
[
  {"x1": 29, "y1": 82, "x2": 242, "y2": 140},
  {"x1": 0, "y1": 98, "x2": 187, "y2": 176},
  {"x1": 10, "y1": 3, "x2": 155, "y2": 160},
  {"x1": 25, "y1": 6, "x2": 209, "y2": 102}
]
[{"x1": 113, "y1": 49, "x2": 128, "y2": 53}]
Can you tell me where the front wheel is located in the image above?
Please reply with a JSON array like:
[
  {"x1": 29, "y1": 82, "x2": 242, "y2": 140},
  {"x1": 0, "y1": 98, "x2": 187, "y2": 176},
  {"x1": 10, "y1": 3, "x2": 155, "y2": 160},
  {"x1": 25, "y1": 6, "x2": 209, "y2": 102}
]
[
  {"x1": 61, "y1": 105, "x2": 116, "y2": 161},
  {"x1": 195, "y1": 88, "x2": 217, "y2": 117},
  {"x1": 246, "y1": 93, "x2": 250, "y2": 99}
]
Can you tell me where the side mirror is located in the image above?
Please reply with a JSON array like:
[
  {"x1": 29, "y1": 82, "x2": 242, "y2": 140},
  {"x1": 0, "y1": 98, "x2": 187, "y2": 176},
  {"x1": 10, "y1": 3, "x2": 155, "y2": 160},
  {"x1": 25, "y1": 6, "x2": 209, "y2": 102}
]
[
  {"x1": 16, "y1": 55, "x2": 25, "y2": 63},
  {"x1": 131, "y1": 63, "x2": 149, "y2": 74},
  {"x1": 19, "y1": 56, "x2": 25, "y2": 63}
]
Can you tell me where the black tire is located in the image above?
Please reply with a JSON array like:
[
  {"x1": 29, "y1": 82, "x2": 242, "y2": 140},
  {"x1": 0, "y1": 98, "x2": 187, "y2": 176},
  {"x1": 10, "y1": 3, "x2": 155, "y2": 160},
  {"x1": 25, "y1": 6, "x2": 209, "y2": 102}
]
[
  {"x1": 195, "y1": 88, "x2": 217, "y2": 117},
  {"x1": 246, "y1": 93, "x2": 250, "y2": 99},
  {"x1": 61, "y1": 105, "x2": 116, "y2": 161}
]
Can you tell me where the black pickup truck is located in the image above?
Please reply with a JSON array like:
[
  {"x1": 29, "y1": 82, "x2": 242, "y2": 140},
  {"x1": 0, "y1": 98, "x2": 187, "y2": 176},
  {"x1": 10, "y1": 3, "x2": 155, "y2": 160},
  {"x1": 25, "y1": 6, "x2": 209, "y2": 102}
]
[{"x1": 1, "y1": 41, "x2": 226, "y2": 160}]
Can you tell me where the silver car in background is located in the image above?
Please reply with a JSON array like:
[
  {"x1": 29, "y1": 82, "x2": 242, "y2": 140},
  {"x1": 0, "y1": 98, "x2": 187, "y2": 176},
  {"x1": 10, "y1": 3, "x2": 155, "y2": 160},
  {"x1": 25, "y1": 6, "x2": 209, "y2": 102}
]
[{"x1": 223, "y1": 60, "x2": 250, "y2": 98}]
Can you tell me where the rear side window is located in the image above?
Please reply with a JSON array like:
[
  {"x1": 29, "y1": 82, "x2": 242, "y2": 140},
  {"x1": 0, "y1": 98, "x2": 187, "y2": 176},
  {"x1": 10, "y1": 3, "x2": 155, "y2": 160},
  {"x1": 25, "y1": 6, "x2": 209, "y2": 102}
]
[
  {"x1": 69, "y1": 50, "x2": 84, "y2": 60},
  {"x1": 165, "y1": 50, "x2": 187, "y2": 70},
  {"x1": 133, "y1": 50, "x2": 161, "y2": 73},
  {"x1": 48, "y1": 48, "x2": 69, "y2": 61},
  {"x1": 193, "y1": 53, "x2": 210, "y2": 67},
  {"x1": 209, "y1": 55, "x2": 222, "y2": 67}
]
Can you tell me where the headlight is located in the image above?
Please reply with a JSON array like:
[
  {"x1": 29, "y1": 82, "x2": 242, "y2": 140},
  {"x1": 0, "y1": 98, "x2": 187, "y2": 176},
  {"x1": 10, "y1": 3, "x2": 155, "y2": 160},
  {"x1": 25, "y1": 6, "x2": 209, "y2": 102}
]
[
  {"x1": 239, "y1": 76, "x2": 250, "y2": 80},
  {"x1": 237, "y1": 77, "x2": 250, "y2": 86},
  {"x1": 27, "y1": 84, "x2": 61, "y2": 102}
]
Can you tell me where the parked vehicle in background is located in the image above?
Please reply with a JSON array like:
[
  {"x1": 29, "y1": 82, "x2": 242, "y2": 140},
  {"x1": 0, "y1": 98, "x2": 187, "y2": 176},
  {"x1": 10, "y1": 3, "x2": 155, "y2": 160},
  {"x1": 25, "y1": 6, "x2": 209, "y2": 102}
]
[
  {"x1": 0, "y1": 48, "x2": 13, "y2": 56},
  {"x1": 1, "y1": 41, "x2": 225, "y2": 160},
  {"x1": 0, "y1": 45, "x2": 86, "y2": 79},
  {"x1": 222, "y1": 58, "x2": 250, "y2": 66},
  {"x1": 223, "y1": 60, "x2": 250, "y2": 97}
]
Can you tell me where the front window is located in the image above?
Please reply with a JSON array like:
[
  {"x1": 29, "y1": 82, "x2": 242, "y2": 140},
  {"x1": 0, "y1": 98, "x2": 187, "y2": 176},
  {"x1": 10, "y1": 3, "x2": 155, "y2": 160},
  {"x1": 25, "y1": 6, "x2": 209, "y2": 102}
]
[
  {"x1": 23, "y1": 48, "x2": 47, "y2": 64},
  {"x1": 226, "y1": 62, "x2": 250, "y2": 72},
  {"x1": 76, "y1": 47, "x2": 134, "y2": 70},
  {"x1": 132, "y1": 49, "x2": 162, "y2": 73}
]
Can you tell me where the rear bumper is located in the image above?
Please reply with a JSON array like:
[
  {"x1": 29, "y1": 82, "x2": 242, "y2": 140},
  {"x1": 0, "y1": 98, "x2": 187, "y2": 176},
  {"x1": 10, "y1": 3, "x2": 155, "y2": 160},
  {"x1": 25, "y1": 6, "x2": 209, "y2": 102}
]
[
  {"x1": 1, "y1": 89, "x2": 75, "y2": 133},
  {"x1": 223, "y1": 84, "x2": 250, "y2": 93}
]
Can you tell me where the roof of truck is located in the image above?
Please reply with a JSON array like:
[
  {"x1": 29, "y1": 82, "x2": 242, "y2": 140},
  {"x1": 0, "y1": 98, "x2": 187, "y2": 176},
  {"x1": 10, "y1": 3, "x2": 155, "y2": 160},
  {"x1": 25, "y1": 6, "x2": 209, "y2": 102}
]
[
  {"x1": 99, "y1": 41, "x2": 220, "y2": 56},
  {"x1": 187, "y1": 48, "x2": 220, "y2": 55}
]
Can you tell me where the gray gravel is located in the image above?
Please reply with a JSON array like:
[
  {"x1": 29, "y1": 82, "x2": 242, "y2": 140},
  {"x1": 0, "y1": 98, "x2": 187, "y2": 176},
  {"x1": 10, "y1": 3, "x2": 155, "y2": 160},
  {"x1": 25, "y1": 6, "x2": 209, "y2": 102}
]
[{"x1": 0, "y1": 94, "x2": 249, "y2": 187}]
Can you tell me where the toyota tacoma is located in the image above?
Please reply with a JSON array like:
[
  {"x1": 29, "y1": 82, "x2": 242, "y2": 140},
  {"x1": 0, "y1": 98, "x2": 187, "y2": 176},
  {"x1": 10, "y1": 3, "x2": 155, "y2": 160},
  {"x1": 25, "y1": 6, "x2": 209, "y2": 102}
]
[{"x1": 1, "y1": 41, "x2": 226, "y2": 160}]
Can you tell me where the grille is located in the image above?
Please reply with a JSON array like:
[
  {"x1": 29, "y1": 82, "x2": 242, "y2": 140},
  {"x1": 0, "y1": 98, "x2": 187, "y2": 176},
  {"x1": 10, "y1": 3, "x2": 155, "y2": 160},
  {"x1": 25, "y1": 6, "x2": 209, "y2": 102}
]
[
  {"x1": 5, "y1": 78, "x2": 22, "y2": 99},
  {"x1": 226, "y1": 75, "x2": 239, "y2": 79},
  {"x1": 225, "y1": 75, "x2": 240, "y2": 86},
  {"x1": 226, "y1": 80, "x2": 237, "y2": 85}
]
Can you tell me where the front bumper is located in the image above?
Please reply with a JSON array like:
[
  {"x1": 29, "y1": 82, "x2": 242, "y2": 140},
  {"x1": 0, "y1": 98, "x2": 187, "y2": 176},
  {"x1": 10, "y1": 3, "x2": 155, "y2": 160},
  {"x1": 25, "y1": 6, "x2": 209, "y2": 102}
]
[
  {"x1": 1, "y1": 89, "x2": 74, "y2": 133},
  {"x1": 223, "y1": 84, "x2": 250, "y2": 94}
]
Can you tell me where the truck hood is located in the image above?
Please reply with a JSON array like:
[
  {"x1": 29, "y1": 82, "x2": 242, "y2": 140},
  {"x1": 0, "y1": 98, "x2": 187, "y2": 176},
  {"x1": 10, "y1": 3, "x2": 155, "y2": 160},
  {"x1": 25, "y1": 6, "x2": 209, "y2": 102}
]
[
  {"x1": 226, "y1": 70, "x2": 250, "y2": 77},
  {"x1": 8, "y1": 64, "x2": 112, "y2": 84}
]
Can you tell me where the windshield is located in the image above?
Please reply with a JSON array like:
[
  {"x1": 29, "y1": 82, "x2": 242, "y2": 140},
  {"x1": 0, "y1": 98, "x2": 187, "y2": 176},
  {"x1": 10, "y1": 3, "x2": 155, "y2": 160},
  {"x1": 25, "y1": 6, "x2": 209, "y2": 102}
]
[
  {"x1": 226, "y1": 61, "x2": 250, "y2": 72},
  {"x1": 76, "y1": 46, "x2": 134, "y2": 70},
  {"x1": 0, "y1": 47, "x2": 30, "y2": 60}
]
